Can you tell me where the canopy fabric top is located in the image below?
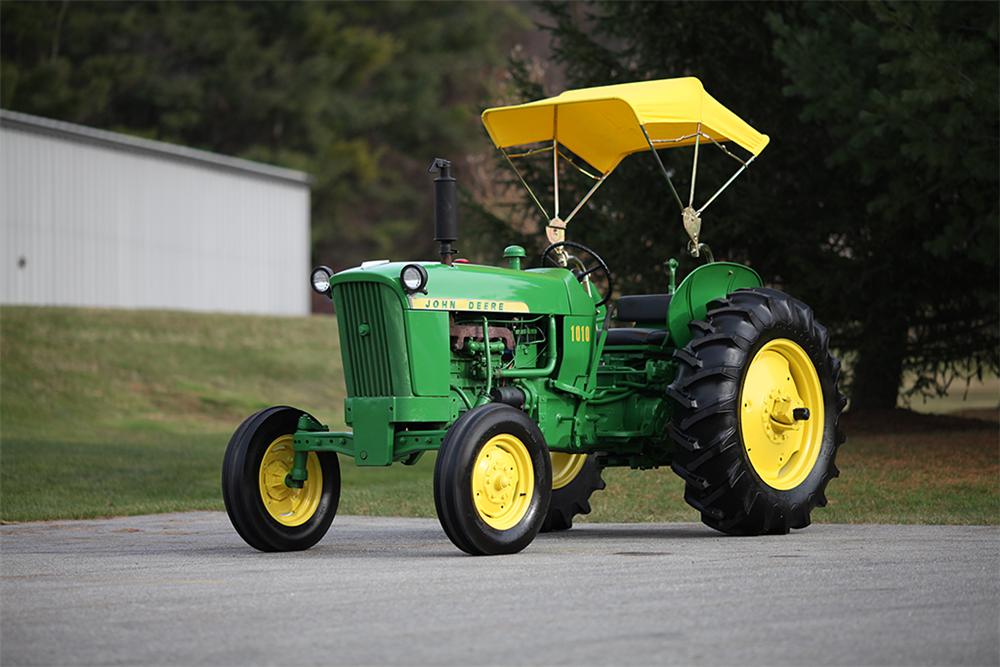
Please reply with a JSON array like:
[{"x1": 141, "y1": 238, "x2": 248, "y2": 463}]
[{"x1": 481, "y1": 77, "x2": 770, "y2": 174}]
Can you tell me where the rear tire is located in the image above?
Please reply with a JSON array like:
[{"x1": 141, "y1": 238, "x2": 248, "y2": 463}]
[
  {"x1": 222, "y1": 406, "x2": 340, "y2": 551},
  {"x1": 434, "y1": 403, "x2": 552, "y2": 555},
  {"x1": 667, "y1": 288, "x2": 846, "y2": 535},
  {"x1": 540, "y1": 454, "x2": 605, "y2": 532}
]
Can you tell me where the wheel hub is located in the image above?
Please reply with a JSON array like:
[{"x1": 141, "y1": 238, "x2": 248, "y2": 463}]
[
  {"x1": 740, "y1": 339, "x2": 825, "y2": 490},
  {"x1": 257, "y1": 436, "x2": 323, "y2": 527},
  {"x1": 471, "y1": 434, "x2": 534, "y2": 530},
  {"x1": 762, "y1": 388, "x2": 804, "y2": 442}
]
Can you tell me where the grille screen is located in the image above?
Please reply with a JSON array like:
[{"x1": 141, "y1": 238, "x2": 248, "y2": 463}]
[{"x1": 334, "y1": 282, "x2": 398, "y2": 397}]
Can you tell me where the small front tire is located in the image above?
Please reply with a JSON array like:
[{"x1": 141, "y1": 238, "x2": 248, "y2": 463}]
[
  {"x1": 222, "y1": 406, "x2": 340, "y2": 552},
  {"x1": 434, "y1": 403, "x2": 552, "y2": 555}
]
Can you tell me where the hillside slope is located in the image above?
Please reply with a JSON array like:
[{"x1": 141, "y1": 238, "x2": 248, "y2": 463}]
[{"x1": 0, "y1": 306, "x2": 436, "y2": 521}]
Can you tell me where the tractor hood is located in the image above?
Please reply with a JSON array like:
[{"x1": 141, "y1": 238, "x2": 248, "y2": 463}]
[{"x1": 328, "y1": 261, "x2": 593, "y2": 315}]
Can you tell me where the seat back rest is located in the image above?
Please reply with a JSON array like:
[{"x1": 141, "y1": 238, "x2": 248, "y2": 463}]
[{"x1": 615, "y1": 294, "x2": 672, "y2": 324}]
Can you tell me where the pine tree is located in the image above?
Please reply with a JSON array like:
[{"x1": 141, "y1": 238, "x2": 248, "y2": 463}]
[{"x1": 497, "y1": 1, "x2": 998, "y2": 409}]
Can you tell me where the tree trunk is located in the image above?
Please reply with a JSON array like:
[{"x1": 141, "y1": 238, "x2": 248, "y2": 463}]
[{"x1": 850, "y1": 314, "x2": 908, "y2": 411}]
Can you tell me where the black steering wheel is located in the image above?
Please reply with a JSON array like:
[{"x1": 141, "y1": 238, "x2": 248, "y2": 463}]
[{"x1": 540, "y1": 241, "x2": 613, "y2": 307}]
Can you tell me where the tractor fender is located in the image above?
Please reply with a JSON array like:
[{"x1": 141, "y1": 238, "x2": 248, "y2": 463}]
[{"x1": 667, "y1": 262, "x2": 762, "y2": 348}]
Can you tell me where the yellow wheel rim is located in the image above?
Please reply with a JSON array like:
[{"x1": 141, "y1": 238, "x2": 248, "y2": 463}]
[
  {"x1": 258, "y1": 435, "x2": 323, "y2": 527},
  {"x1": 739, "y1": 339, "x2": 825, "y2": 490},
  {"x1": 550, "y1": 452, "x2": 587, "y2": 490},
  {"x1": 471, "y1": 434, "x2": 535, "y2": 530}
]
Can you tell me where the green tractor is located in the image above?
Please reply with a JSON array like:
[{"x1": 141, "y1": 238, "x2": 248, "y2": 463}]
[{"x1": 222, "y1": 78, "x2": 846, "y2": 555}]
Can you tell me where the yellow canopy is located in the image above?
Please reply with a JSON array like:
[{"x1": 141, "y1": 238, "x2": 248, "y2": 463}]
[{"x1": 481, "y1": 77, "x2": 770, "y2": 174}]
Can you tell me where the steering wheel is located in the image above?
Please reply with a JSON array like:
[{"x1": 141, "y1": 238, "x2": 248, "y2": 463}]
[{"x1": 540, "y1": 241, "x2": 613, "y2": 307}]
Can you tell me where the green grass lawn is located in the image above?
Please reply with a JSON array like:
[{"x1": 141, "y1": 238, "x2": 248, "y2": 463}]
[{"x1": 1, "y1": 305, "x2": 997, "y2": 525}]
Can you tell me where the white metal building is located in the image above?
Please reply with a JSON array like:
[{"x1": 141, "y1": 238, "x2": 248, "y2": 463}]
[{"x1": 1, "y1": 110, "x2": 311, "y2": 316}]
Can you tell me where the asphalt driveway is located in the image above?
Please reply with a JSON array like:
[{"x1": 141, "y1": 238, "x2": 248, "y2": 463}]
[{"x1": 2, "y1": 513, "x2": 997, "y2": 665}]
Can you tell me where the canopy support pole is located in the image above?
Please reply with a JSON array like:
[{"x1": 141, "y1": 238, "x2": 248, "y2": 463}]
[
  {"x1": 641, "y1": 126, "x2": 684, "y2": 212},
  {"x1": 552, "y1": 108, "x2": 560, "y2": 219},
  {"x1": 696, "y1": 154, "x2": 756, "y2": 215},
  {"x1": 689, "y1": 123, "x2": 701, "y2": 207},
  {"x1": 564, "y1": 171, "x2": 610, "y2": 225},
  {"x1": 501, "y1": 147, "x2": 549, "y2": 221}
]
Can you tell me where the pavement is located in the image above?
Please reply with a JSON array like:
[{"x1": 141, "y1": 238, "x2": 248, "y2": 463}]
[{"x1": 1, "y1": 513, "x2": 997, "y2": 666}]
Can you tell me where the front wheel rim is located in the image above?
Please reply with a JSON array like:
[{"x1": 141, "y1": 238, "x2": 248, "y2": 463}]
[
  {"x1": 471, "y1": 434, "x2": 535, "y2": 530},
  {"x1": 739, "y1": 338, "x2": 825, "y2": 490},
  {"x1": 258, "y1": 435, "x2": 323, "y2": 526}
]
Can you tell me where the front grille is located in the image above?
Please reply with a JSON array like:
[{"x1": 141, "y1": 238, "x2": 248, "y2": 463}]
[{"x1": 333, "y1": 281, "x2": 400, "y2": 397}]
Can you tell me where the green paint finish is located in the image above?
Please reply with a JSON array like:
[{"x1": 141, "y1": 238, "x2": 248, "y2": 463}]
[
  {"x1": 503, "y1": 244, "x2": 526, "y2": 270},
  {"x1": 405, "y1": 310, "x2": 450, "y2": 396},
  {"x1": 294, "y1": 432, "x2": 353, "y2": 457},
  {"x1": 350, "y1": 398, "x2": 395, "y2": 465},
  {"x1": 324, "y1": 395, "x2": 454, "y2": 466},
  {"x1": 331, "y1": 261, "x2": 595, "y2": 316},
  {"x1": 344, "y1": 396, "x2": 453, "y2": 425},
  {"x1": 318, "y1": 252, "x2": 762, "y2": 471},
  {"x1": 555, "y1": 314, "x2": 598, "y2": 390},
  {"x1": 331, "y1": 280, "x2": 412, "y2": 397},
  {"x1": 667, "y1": 262, "x2": 762, "y2": 348},
  {"x1": 393, "y1": 430, "x2": 447, "y2": 459},
  {"x1": 496, "y1": 316, "x2": 559, "y2": 379},
  {"x1": 294, "y1": 429, "x2": 447, "y2": 463}
]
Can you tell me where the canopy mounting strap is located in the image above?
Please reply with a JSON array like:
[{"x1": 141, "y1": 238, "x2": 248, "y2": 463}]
[
  {"x1": 557, "y1": 150, "x2": 602, "y2": 181},
  {"x1": 505, "y1": 145, "x2": 553, "y2": 160}
]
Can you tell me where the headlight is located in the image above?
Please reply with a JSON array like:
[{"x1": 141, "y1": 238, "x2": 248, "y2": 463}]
[
  {"x1": 400, "y1": 264, "x2": 428, "y2": 293},
  {"x1": 310, "y1": 266, "x2": 334, "y2": 295}
]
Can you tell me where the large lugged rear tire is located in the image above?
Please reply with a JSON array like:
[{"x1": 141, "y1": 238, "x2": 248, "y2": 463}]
[
  {"x1": 667, "y1": 288, "x2": 846, "y2": 535},
  {"x1": 434, "y1": 403, "x2": 552, "y2": 555},
  {"x1": 540, "y1": 454, "x2": 605, "y2": 532},
  {"x1": 222, "y1": 406, "x2": 340, "y2": 551}
]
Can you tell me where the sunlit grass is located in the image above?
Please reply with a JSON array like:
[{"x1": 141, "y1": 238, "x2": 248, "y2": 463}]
[{"x1": 2, "y1": 306, "x2": 996, "y2": 525}]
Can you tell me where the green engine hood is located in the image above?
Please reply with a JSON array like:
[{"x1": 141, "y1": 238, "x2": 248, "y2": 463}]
[{"x1": 329, "y1": 261, "x2": 594, "y2": 315}]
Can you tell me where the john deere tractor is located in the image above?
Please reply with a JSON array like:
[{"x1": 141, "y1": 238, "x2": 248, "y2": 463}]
[{"x1": 222, "y1": 78, "x2": 846, "y2": 555}]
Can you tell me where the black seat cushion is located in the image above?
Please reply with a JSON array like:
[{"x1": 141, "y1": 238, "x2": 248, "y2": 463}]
[
  {"x1": 605, "y1": 327, "x2": 668, "y2": 346},
  {"x1": 616, "y1": 294, "x2": 672, "y2": 324}
]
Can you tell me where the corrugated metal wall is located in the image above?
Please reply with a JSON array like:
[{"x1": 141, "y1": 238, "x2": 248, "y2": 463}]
[{"x1": 1, "y1": 111, "x2": 311, "y2": 316}]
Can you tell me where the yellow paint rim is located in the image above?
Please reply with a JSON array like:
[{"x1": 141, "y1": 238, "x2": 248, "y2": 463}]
[
  {"x1": 471, "y1": 434, "x2": 534, "y2": 530},
  {"x1": 739, "y1": 338, "x2": 825, "y2": 491},
  {"x1": 550, "y1": 452, "x2": 587, "y2": 490},
  {"x1": 258, "y1": 435, "x2": 323, "y2": 527}
]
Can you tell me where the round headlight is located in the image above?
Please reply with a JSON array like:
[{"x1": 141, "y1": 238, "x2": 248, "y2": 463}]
[
  {"x1": 311, "y1": 266, "x2": 333, "y2": 295},
  {"x1": 400, "y1": 264, "x2": 428, "y2": 293}
]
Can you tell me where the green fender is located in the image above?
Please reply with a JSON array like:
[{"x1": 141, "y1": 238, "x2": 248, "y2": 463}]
[{"x1": 667, "y1": 262, "x2": 763, "y2": 348}]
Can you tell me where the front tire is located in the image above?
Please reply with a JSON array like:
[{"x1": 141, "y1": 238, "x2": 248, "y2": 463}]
[
  {"x1": 222, "y1": 406, "x2": 340, "y2": 551},
  {"x1": 434, "y1": 403, "x2": 552, "y2": 555},
  {"x1": 667, "y1": 288, "x2": 846, "y2": 535}
]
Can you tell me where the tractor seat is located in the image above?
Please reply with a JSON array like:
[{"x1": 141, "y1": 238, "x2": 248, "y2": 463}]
[
  {"x1": 615, "y1": 293, "x2": 672, "y2": 324},
  {"x1": 605, "y1": 327, "x2": 668, "y2": 346},
  {"x1": 605, "y1": 293, "x2": 672, "y2": 346}
]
